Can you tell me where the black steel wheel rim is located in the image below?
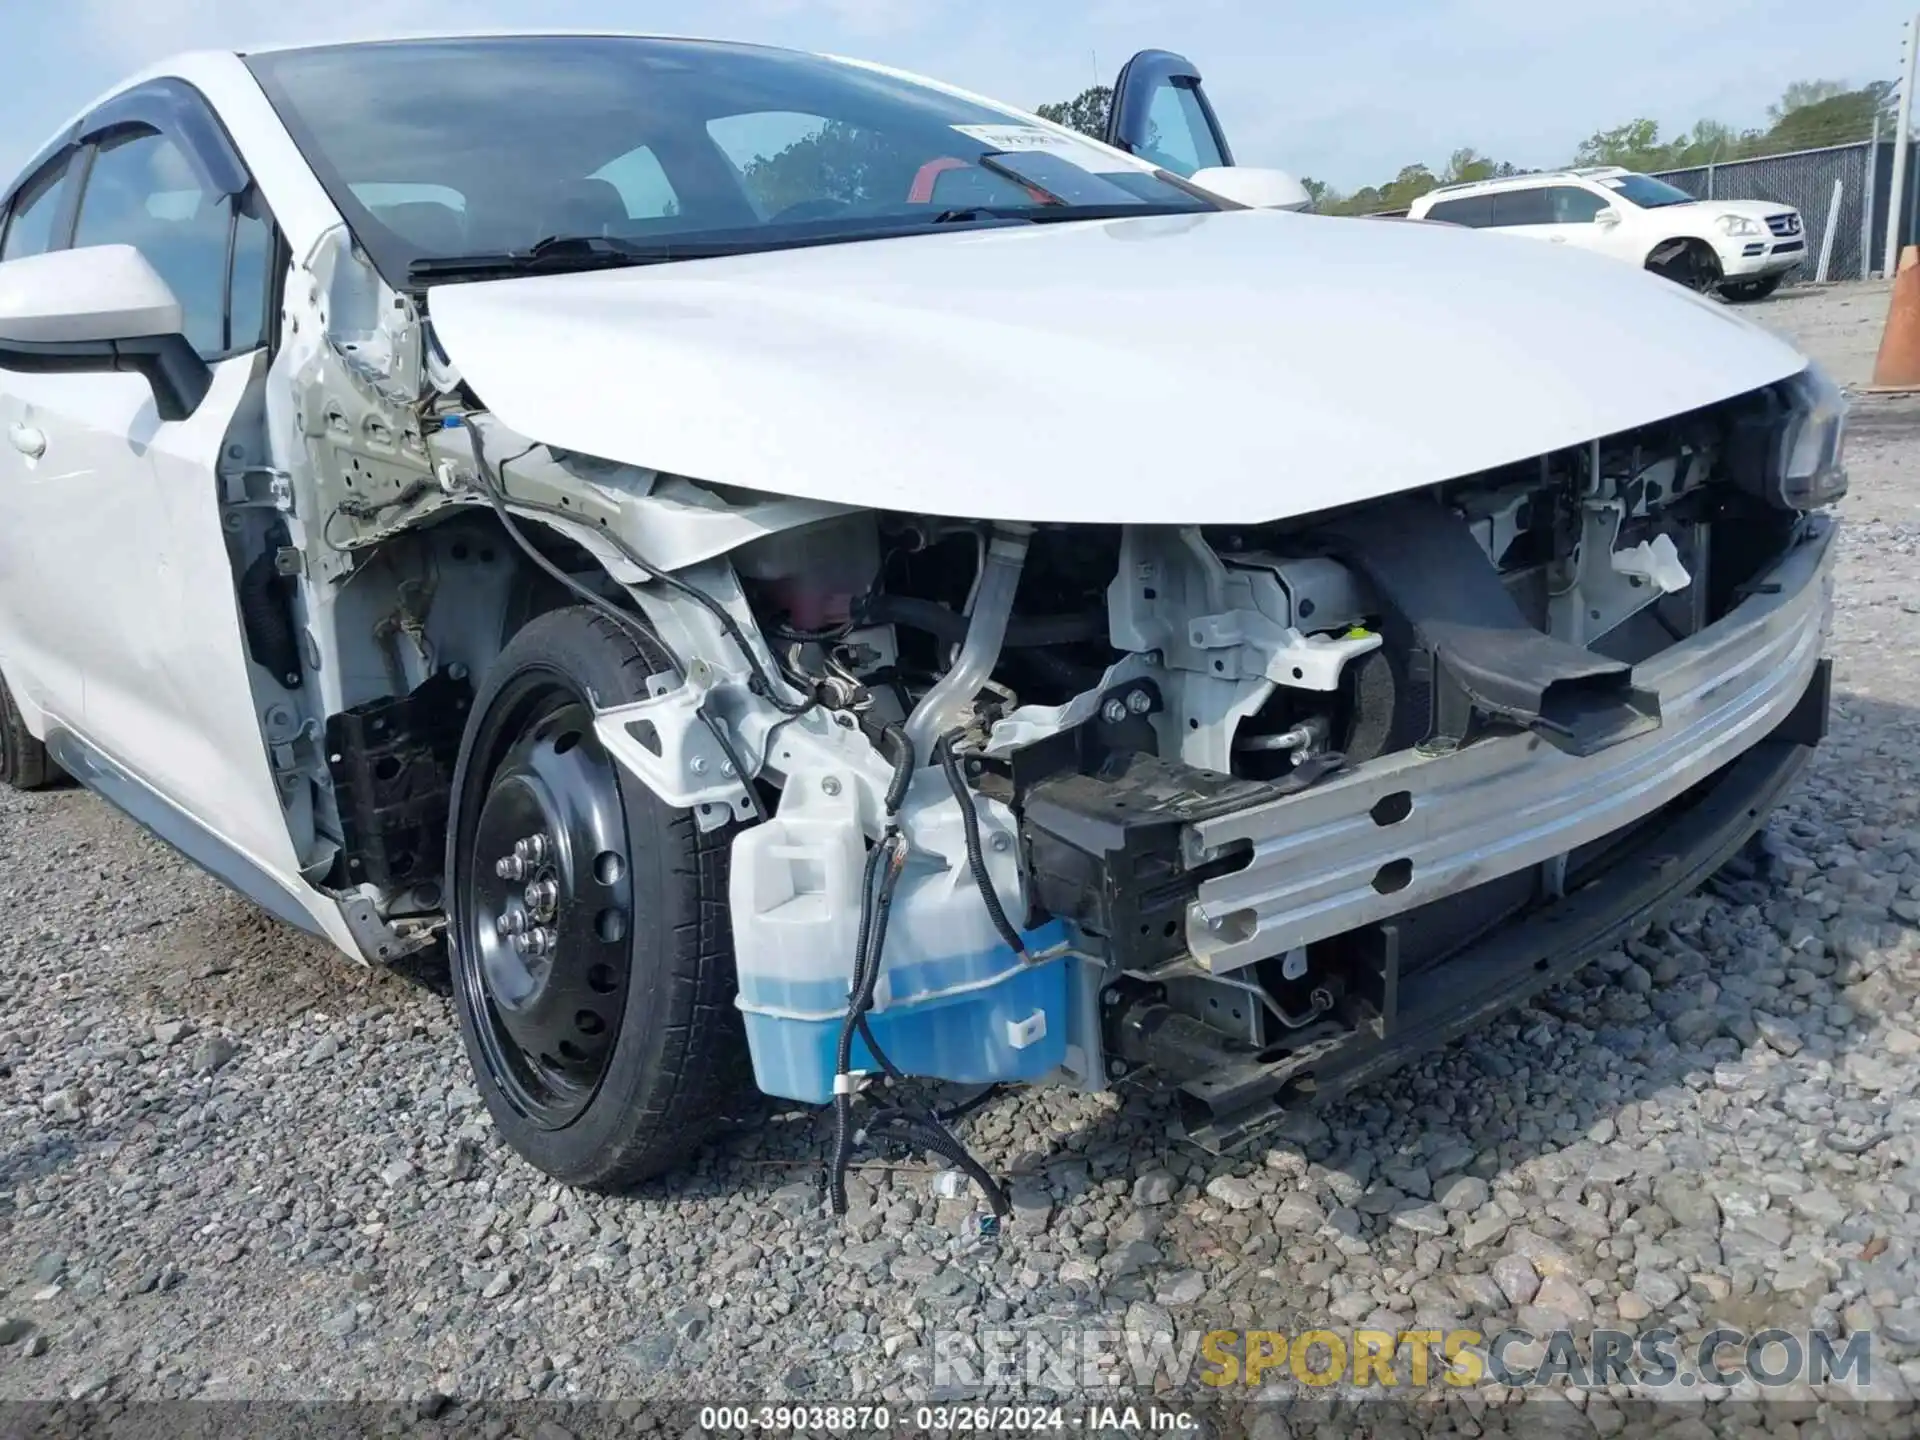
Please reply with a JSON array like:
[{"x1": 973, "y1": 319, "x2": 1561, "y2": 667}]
[{"x1": 458, "y1": 680, "x2": 635, "y2": 1129}]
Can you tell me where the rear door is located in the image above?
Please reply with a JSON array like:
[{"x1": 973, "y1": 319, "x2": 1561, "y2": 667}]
[
  {"x1": 1419, "y1": 194, "x2": 1495, "y2": 228},
  {"x1": 1104, "y1": 50, "x2": 1234, "y2": 177},
  {"x1": 1493, "y1": 184, "x2": 1627, "y2": 258},
  {"x1": 1485, "y1": 186, "x2": 1562, "y2": 243}
]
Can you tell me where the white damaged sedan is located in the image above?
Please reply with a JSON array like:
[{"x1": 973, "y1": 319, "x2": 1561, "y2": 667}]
[{"x1": 0, "y1": 35, "x2": 1845, "y2": 1208}]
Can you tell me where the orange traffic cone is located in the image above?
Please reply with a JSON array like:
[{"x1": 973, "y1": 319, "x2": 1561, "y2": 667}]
[{"x1": 1870, "y1": 246, "x2": 1920, "y2": 393}]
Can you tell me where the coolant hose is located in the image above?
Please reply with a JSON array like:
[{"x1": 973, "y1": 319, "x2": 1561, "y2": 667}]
[{"x1": 903, "y1": 525, "x2": 1031, "y2": 761}]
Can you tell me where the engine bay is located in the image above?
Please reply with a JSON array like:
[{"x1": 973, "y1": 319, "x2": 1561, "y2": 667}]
[{"x1": 217, "y1": 239, "x2": 1837, "y2": 1196}]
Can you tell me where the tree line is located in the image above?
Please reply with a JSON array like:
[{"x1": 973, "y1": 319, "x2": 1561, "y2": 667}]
[{"x1": 1034, "y1": 79, "x2": 1895, "y2": 215}]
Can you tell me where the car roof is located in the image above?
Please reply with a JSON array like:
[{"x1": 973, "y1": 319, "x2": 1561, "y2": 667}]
[
  {"x1": 1418, "y1": 171, "x2": 1599, "y2": 204},
  {"x1": 28, "y1": 33, "x2": 1030, "y2": 195},
  {"x1": 235, "y1": 30, "x2": 786, "y2": 58}
]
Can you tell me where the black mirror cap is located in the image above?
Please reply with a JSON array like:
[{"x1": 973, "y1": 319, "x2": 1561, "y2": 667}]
[{"x1": 0, "y1": 332, "x2": 210, "y2": 422}]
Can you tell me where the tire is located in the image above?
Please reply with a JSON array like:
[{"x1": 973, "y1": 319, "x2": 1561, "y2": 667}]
[
  {"x1": 1720, "y1": 275, "x2": 1783, "y2": 303},
  {"x1": 0, "y1": 673, "x2": 60, "y2": 791},
  {"x1": 446, "y1": 606, "x2": 750, "y2": 1189},
  {"x1": 1646, "y1": 239, "x2": 1723, "y2": 294}
]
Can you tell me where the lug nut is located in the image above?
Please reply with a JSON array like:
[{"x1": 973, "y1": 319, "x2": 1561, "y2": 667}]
[
  {"x1": 495, "y1": 855, "x2": 527, "y2": 881},
  {"x1": 523, "y1": 926, "x2": 557, "y2": 957},
  {"x1": 495, "y1": 908, "x2": 528, "y2": 937},
  {"x1": 524, "y1": 879, "x2": 559, "y2": 917},
  {"x1": 513, "y1": 834, "x2": 550, "y2": 865}
]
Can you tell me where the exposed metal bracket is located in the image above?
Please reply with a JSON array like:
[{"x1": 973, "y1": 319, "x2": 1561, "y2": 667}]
[
  {"x1": 335, "y1": 891, "x2": 439, "y2": 964},
  {"x1": 593, "y1": 670, "x2": 758, "y2": 833},
  {"x1": 1549, "y1": 501, "x2": 1692, "y2": 647}
]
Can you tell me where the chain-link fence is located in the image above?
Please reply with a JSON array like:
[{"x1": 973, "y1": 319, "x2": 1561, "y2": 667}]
[{"x1": 1650, "y1": 139, "x2": 1908, "y2": 284}]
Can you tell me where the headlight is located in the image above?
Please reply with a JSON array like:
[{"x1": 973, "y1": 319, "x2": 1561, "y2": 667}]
[
  {"x1": 1729, "y1": 363, "x2": 1848, "y2": 509},
  {"x1": 1716, "y1": 214, "x2": 1763, "y2": 237},
  {"x1": 1776, "y1": 363, "x2": 1849, "y2": 508}
]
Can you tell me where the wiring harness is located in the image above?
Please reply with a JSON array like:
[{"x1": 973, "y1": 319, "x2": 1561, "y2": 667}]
[
  {"x1": 455, "y1": 417, "x2": 1020, "y2": 1221},
  {"x1": 825, "y1": 726, "x2": 1038, "y2": 1222}
]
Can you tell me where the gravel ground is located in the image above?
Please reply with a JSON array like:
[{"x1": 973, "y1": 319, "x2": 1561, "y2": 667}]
[{"x1": 2, "y1": 280, "x2": 1918, "y2": 1432}]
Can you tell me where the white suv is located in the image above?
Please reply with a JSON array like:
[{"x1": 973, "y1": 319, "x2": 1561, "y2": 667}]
[{"x1": 1409, "y1": 167, "x2": 1806, "y2": 302}]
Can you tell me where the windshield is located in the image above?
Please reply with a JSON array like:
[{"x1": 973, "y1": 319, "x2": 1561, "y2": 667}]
[
  {"x1": 246, "y1": 37, "x2": 1215, "y2": 282},
  {"x1": 1598, "y1": 173, "x2": 1696, "y2": 209}
]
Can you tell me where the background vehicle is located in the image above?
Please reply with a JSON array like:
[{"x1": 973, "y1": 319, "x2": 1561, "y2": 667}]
[
  {"x1": 1409, "y1": 167, "x2": 1807, "y2": 300},
  {"x1": 0, "y1": 36, "x2": 1842, "y2": 1205}
]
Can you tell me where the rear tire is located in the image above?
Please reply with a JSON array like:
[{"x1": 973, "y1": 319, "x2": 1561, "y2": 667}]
[
  {"x1": 447, "y1": 606, "x2": 751, "y2": 1189},
  {"x1": 1646, "y1": 239, "x2": 1723, "y2": 294},
  {"x1": 0, "y1": 674, "x2": 60, "y2": 791},
  {"x1": 1720, "y1": 275, "x2": 1783, "y2": 303}
]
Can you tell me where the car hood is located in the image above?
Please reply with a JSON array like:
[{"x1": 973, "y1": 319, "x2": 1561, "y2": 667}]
[{"x1": 427, "y1": 209, "x2": 1809, "y2": 525}]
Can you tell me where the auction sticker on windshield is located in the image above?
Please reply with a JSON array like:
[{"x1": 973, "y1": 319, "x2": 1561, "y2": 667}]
[{"x1": 950, "y1": 124, "x2": 1139, "y2": 172}]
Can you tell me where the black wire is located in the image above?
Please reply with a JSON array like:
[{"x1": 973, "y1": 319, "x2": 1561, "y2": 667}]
[
  {"x1": 862, "y1": 1115, "x2": 1010, "y2": 1217},
  {"x1": 471, "y1": 429, "x2": 809, "y2": 717},
  {"x1": 830, "y1": 835, "x2": 896, "y2": 1214},
  {"x1": 935, "y1": 731, "x2": 1027, "y2": 957},
  {"x1": 700, "y1": 705, "x2": 770, "y2": 825},
  {"x1": 752, "y1": 707, "x2": 811, "y2": 781},
  {"x1": 767, "y1": 618, "x2": 856, "y2": 645},
  {"x1": 879, "y1": 723, "x2": 915, "y2": 814},
  {"x1": 826, "y1": 724, "x2": 1019, "y2": 1220},
  {"x1": 829, "y1": 833, "x2": 907, "y2": 1215},
  {"x1": 462, "y1": 422, "x2": 774, "y2": 823},
  {"x1": 466, "y1": 442, "x2": 661, "y2": 653},
  {"x1": 935, "y1": 1084, "x2": 1005, "y2": 1125},
  {"x1": 336, "y1": 477, "x2": 436, "y2": 520}
]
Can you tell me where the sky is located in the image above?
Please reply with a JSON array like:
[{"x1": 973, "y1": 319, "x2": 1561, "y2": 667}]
[{"x1": 0, "y1": 0, "x2": 1909, "y2": 194}]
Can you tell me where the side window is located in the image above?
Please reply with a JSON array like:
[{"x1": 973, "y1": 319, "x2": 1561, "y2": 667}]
[
  {"x1": 1489, "y1": 188, "x2": 1555, "y2": 227},
  {"x1": 71, "y1": 128, "x2": 274, "y2": 359},
  {"x1": 1424, "y1": 195, "x2": 1493, "y2": 228},
  {"x1": 1549, "y1": 187, "x2": 1608, "y2": 224},
  {"x1": 1, "y1": 158, "x2": 72, "y2": 260},
  {"x1": 1138, "y1": 81, "x2": 1227, "y2": 177},
  {"x1": 73, "y1": 130, "x2": 230, "y2": 357}
]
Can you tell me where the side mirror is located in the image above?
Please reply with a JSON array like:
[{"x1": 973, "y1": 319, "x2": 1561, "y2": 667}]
[
  {"x1": 1595, "y1": 208, "x2": 1622, "y2": 228},
  {"x1": 0, "y1": 245, "x2": 209, "y2": 420},
  {"x1": 1187, "y1": 166, "x2": 1312, "y2": 212}
]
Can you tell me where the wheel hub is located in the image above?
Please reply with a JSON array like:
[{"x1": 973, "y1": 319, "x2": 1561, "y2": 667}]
[
  {"x1": 458, "y1": 699, "x2": 635, "y2": 1129},
  {"x1": 491, "y1": 836, "x2": 562, "y2": 963}
]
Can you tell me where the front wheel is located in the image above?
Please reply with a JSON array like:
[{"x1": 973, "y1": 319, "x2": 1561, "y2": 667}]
[
  {"x1": 1721, "y1": 275, "x2": 1783, "y2": 303},
  {"x1": 1646, "y1": 239, "x2": 1723, "y2": 294},
  {"x1": 446, "y1": 607, "x2": 750, "y2": 1188}
]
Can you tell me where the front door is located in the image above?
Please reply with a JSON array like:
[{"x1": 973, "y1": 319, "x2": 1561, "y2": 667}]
[{"x1": 0, "y1": 91, "x2": 302, "y2": 884}]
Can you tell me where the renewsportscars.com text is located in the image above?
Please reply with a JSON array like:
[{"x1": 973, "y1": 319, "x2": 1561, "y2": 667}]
[{"x1": 931, "y1": 1325, "x2": 1872, "y2": 1392}]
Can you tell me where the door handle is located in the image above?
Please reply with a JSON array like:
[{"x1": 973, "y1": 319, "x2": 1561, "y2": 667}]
[{"x1": 8, "y1": 423, "x2": 46, "y2": 458}]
